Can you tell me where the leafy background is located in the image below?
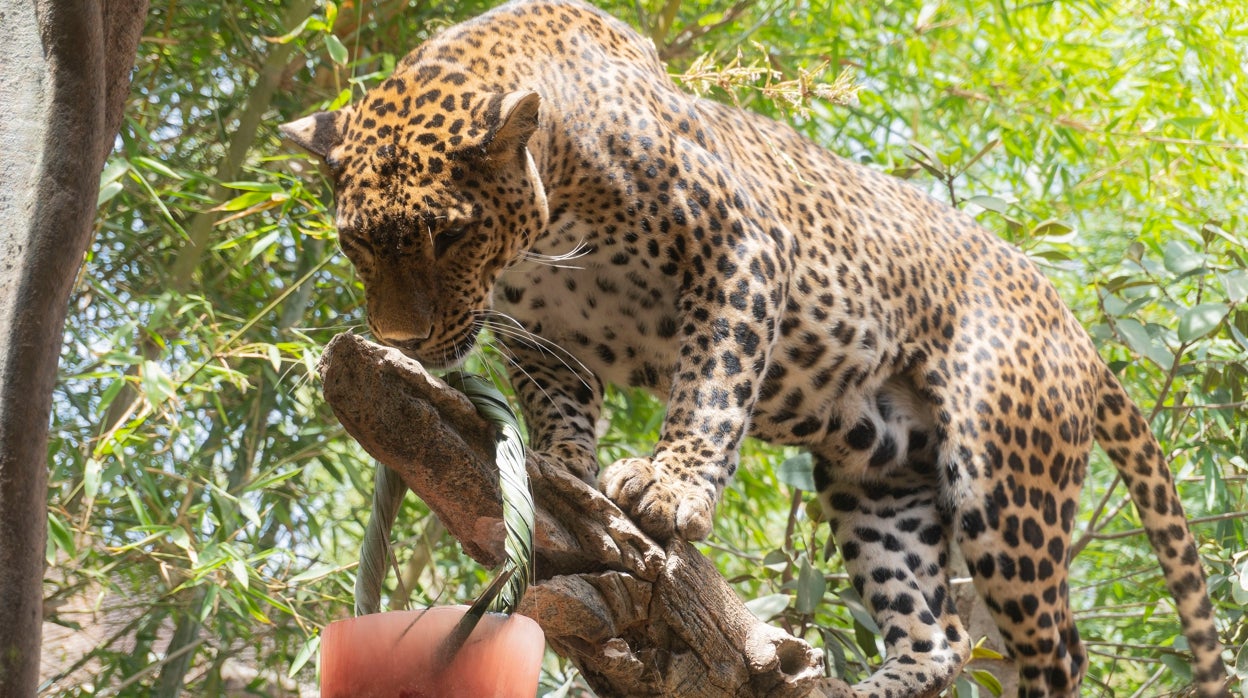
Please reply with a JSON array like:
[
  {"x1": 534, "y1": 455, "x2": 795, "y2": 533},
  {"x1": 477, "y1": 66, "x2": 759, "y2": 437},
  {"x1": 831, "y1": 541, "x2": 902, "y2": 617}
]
[{"x1": 45, "y1": 0, "x2": 1246, "y2": 695}]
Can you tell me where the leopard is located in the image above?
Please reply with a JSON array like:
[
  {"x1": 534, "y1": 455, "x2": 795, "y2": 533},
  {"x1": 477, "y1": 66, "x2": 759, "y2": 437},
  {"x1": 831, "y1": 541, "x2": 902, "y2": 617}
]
[{"x1": 281, "y1": 1, "x2": 1230, "y2": 695}]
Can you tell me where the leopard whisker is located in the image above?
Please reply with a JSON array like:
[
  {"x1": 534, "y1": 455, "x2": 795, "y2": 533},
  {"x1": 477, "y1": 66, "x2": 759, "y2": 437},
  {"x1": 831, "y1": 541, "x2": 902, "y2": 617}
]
[
  {"x1": 483, "y1": 323, "x2": 594, "y2": 393},
  {"x1": 474, "y1": 309, "x2": 594, "y2": 390},
  {"x1": 481, "y1": 338, "x2": 561, "y2": 412},
  {"x1": 516, "y1": 239, "x2": 591, "y2": 269}
]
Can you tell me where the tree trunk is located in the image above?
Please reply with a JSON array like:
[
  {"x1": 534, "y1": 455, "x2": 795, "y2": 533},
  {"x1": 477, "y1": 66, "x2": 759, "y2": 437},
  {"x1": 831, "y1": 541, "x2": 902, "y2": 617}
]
[
  {"x1": 0, "y1": 0, "x2": 146, "y2": 694},
  {"x1": 318, "y1": 333, "x2": 855, "y2": 697}
]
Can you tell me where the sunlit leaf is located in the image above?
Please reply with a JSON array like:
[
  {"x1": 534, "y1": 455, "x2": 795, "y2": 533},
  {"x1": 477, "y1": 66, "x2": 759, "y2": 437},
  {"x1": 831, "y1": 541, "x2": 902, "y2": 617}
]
[
  {"x1": 217, "y1": 191, "x2": 272, "y2": 212},
  {"x1": 246, "y1": 230, "x2": 282, "y2": 263},
  {"x1": 329, "y1": 87, "x2": 354, "y2": 110},
  {"x1": 267, "y1": 343, "x2": 282, "y2": 371},
  {"x1": 776, "y1": 452, "x2": 815, "y2": 491},
  {"x1": 97, "y1": 181, "x2": 124, "y2": 206},
  {"x1": 965, "y1": 195, "x2": 1009, "y2": 214},
  {"x1": 132, "y1": 155, "x2": 184, "y2": 181},
  {"x1": 83, "y1": 458, "x2": 101, "y2": 499},
  {"x1": 970, "y1": 669, "x2": 1004, "y2": 696},
  {"x1": 1178, "y1": 303, "x2": 1229, "y2": 343},
  {"x1": 1163, "y1": 240, "x2": 1206, "y2": 276},
  {"x1": 229, "y1": 558, "x2": 250, "y2": 590},
  {"x1": 762, "y1": 548, "x2": 789, "y2": 573},
  {"x1": 1031, "y1": 219, "x2": 1073, "y2": 238},
  {"x1": 238, "y1": 497, "x2": 261, "y2": 528},
  {"x1": 795, "y1": 555, "x2": 825, "y2": 615},
  {"x1": 970, "y1": 643, "x2": 1005, "y2": 661},
  {"x1": 1222, "y1": 269, "x2": 1248, "y2": 303},
  {"x1": 1114, "y1": 318, "x2": 1174, "y2": 367},
  {"x1": 744, "y1": 593, "x2": 789, "y2": 621},
  {"x1": 141, "y1": 360, "x2": 176, "y2": 406},
  {"x1": 288, "y1": 634, "x2": 320, "y2": 678},
  {"x1": 266, "y1": 16, "x2": 315, "y2": 44},
  {"x1": 326, "y1": 34, "x2": 349, "y2": 65},
  {"x1": 47, "y1": 512, "x2": 76, "y2": 559},
  {"x1": 287, "y1": 564, "x2": 340, "y2": 585}
]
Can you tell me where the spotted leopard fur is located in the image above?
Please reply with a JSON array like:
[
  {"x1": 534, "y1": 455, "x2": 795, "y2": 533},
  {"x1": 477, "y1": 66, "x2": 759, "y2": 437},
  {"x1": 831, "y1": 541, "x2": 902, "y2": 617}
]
[{"x1": 281, "y1": 2, "x2": 1230, "y2": 695}]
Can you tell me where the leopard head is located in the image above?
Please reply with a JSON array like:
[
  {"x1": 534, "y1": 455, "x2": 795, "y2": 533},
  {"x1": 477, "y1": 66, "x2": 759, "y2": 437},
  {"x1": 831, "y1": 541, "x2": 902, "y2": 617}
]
[{"x1": 281, "y1": 65, "x2": 547, "y2": 367}]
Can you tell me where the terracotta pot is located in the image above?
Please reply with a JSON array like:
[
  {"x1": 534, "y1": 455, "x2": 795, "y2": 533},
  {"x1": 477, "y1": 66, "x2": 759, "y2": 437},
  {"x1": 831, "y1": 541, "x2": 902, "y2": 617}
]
[{"x1": 321, "y1": 606, "x2": 545, "y2": 697}]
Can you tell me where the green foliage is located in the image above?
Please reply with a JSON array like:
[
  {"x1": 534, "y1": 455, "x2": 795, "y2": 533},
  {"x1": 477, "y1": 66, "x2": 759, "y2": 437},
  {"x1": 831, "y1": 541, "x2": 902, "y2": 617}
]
[{"x1": 49, "y1": 0, "x2": 1244, "y2": 695}]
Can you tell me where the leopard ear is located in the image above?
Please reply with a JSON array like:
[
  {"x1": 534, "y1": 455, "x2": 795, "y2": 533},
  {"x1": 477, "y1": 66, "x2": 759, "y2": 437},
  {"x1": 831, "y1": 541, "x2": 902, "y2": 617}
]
[
  {"x1": 484, "y1": 91, "x2": 541, "y2": 160},
  {"x1": 280, "y1": 107, "x2": 351, "y2": 160}
]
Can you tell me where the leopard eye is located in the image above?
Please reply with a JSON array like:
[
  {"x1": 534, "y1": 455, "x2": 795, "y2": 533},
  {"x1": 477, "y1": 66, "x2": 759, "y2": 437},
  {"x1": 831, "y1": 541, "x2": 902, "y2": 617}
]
[
  {"x1": 434, "y1": 226, "x2": 466, "y2": 257},
  {"x1": 339, "y1": 234, "x2": 374, "y2": 263}
]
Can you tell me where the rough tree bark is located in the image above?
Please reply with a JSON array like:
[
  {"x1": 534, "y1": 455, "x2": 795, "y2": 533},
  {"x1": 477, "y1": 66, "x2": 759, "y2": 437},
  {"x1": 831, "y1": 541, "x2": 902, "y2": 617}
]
[
  {"x1": 319, "y1": 333, "x2": 854, "y2": 697},
  {"x1": 0, "y1": 1, "x2": 146, "y2": 694}
]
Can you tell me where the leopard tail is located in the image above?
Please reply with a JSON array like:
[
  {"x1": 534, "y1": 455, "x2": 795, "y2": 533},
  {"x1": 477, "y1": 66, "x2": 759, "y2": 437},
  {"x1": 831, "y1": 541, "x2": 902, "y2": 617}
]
[{"x1": 1094, "y1": 368, "x2": 1229, "y2": 697}]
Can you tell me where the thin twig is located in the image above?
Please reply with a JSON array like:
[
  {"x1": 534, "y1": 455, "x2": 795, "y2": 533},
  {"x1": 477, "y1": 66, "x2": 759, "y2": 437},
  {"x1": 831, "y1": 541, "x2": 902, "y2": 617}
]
[
  {"x1": 1126, "y1": 666, "x2": 1168, "y2": 698},
  {"x1": 99, "y1": 637, "x2": 206, "y2": 697},
  {"x1": 1157, "y1": 400, "x2": 1246, "y2": 411},
  {"x1": 1086, "y1": 509, "x2": 1248, "y2": 542}
]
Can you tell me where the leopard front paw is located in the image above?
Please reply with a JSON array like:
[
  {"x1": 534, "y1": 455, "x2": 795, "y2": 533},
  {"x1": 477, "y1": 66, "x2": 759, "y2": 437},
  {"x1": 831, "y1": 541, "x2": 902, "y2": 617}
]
[{"x1": 601, "y1": 456, "x2": 716, "y2": 541}]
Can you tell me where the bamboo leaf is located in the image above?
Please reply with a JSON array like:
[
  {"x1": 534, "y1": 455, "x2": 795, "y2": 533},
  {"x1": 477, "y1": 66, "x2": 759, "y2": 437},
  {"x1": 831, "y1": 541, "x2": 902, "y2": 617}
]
[
  {"x1": 47, "y1": 512, "x2": 76, "y2": 558},
  {"x1": 970, "y1": 669, "x2": 1004, "y2": 696},
  {"x1": 132, "y1": 155, "x2": 184, "y2": 180},
  {"x1": 141, "y1": 360, "x2": 176, "y2": 407},
  {"x1": 238, "y1": 497, "x2": 261, "y2": 528},
  {"x1": 970, "y1": 644, "x2": 1005, "y2": 661},
  {"x1": 266, "y1": 343, "x2": 282, "y2": 371},
  {"x1": 288, "y1": 634, "x2": 320, "y2": 678},
  {"x1": 265, "y1": 16, "x2": 315, "y2": 44},
  {"x1": 213, "y1": 190, "x2": 273, "y2": 212},
  {"x1": 83, "y1": 458, "x2": 102, "y2": 499},
  {"x1": 325, "y1": 34, "x2": 349, "y2": 65},
  {"x1": 97, "y1": 181, "x2": 124, "y2": 206},
  {"x1": 229, "y1": 558, "x2": 250, "y2": 590}
]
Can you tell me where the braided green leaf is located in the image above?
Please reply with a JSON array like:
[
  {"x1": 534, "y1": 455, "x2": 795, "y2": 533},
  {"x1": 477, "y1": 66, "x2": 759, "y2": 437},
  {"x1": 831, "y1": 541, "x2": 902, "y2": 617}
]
[
  {"x1": 354, "y1": 463, "x2": 406, "y2": 617},
  {"x1": 443, "y1": 371, "x2": 534, "y2": 614},
  {"x1": 356, "y1": 369, "x2": 534, "y2": 668}
]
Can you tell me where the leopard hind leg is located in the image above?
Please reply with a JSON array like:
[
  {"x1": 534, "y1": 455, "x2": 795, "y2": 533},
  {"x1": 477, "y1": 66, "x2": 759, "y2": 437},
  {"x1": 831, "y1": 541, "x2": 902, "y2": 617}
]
[{"x1": 816, "y1": 454, "x2": 971, "y2": 698}]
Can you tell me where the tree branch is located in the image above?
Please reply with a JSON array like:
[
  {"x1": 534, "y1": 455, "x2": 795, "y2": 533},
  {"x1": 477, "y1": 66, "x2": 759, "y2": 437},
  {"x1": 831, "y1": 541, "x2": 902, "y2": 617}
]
[{"x1": 318, "y1": 333, "x2": 850, "y2": 698}]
